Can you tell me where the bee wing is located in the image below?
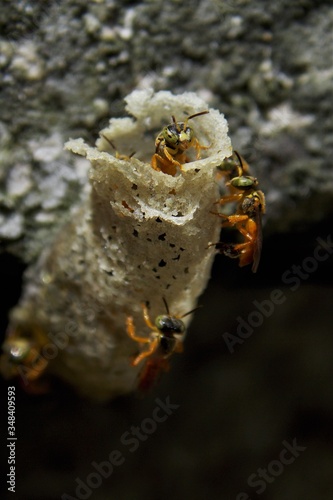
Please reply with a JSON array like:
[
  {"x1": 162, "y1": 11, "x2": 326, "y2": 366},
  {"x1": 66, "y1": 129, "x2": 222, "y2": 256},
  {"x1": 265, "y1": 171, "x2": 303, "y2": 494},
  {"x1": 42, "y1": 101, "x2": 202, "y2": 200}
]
[
  {"x1": 138, "y1": 358, "x2": 170, "y2": 394},
  {"x1": 252, "y1": 208, "x2": 263, "y2": 273}
]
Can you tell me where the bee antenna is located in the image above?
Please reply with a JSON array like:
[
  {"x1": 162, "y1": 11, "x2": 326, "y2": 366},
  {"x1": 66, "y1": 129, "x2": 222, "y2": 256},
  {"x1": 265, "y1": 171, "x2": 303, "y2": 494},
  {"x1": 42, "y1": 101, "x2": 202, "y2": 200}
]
[
  {"x1": 181, "y1": 304, "x2": 203, "y2": 319},
  {"x1": 162, "y1": 297, "x2": 170, "y2": 315},
  {"x1": 187, "y1": 110, "x2": 209, "y2": 122},
  {"x1": 171, "y1": 115, "x2": 181, "y2": 133},
  {"x1": 234, "y1": 150, "x2": 243, "y2": 169},
  {"x1": 183, "y1": 110, "x2": 209, "y2": 128},
  {"x1": 100, "y1": 133, "x2": 116, "y2": 150}
]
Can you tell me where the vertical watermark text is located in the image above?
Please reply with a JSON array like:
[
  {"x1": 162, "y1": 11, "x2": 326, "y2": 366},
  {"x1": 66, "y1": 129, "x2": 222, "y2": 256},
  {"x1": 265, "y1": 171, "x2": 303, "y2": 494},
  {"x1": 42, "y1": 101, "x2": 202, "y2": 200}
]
[{"x1": 7, "y1": 386, "x2": 16, "y2": 493}]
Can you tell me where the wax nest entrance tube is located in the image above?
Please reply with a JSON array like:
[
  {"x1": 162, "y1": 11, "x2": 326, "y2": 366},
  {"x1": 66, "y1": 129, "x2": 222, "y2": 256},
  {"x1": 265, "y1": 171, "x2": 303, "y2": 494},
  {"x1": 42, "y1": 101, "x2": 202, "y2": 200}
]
[{"x1": 0, "y1": 90, "x2": 232, "y2": 400}]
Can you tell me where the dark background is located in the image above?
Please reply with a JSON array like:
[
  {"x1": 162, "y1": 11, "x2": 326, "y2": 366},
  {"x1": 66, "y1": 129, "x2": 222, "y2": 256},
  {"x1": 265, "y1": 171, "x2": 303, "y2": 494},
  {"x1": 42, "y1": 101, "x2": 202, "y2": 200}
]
[{"x1": 1, "y1": 218, "x2": 333, "y2": 500}]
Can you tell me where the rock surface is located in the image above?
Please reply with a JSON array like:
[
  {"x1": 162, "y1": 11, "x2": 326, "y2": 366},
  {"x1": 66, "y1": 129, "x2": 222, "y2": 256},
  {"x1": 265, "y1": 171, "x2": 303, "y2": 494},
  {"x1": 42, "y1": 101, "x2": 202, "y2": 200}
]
[{"x1": 0, "y1": 0, "x2": 332, "y2": 258}]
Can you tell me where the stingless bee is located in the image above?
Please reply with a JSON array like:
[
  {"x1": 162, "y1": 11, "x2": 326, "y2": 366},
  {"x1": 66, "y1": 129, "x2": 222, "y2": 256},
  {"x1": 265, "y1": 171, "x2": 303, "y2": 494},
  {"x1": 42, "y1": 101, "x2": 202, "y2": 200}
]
[
  {"x1": 126, "y1": 299, "x2": 198, "y2": 392},
  {"x1": 0, "y1": 324, "x2": 49, "y2": 393},
  {"x1": 151, "y1": 110, "x2": 210, "y2": 176},
  {"x1": 212, "y1": 152, "x2": 266, "y2": 273}
]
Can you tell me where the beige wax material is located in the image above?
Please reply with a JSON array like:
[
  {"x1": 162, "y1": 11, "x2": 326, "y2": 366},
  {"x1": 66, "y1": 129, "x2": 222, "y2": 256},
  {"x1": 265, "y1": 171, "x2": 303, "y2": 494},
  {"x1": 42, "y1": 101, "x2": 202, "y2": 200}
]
[{"x1": 2, "y1": 89, "x2": 232, "y2": 400}]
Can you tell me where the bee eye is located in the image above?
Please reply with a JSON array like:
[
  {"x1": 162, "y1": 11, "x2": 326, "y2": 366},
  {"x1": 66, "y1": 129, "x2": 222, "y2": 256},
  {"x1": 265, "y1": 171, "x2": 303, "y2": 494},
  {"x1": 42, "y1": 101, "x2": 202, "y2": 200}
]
[
  {"x1": 162, "y1": 125, "x2": 179, "y2": 144},
  {"x1": 231, "y1": 176, "x2": 256, "y2": 190},
  {"x1": 185, "y1": 126, "x2": 194, "y2": 141},
  {"x1": 6, "y1": 339, "x2": 31, "y2": 363},
  {"x1": 155, "y1": 315, "x2": 185, "y2": 334}
]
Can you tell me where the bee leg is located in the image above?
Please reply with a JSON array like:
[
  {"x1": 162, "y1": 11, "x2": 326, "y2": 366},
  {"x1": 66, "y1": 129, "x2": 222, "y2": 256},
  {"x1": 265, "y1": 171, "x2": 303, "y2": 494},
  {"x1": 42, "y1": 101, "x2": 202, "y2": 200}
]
[
  {"x1": 151, "y1": 153, "x2": 178, "y2": 176},
  {"x1": 126, "y1": 316, "x2": 151, "y2": 344},
  {"x1": 141, "y1": 303, "x2": 156, "y2": 330},
  {"x1": 131, "y1": 337, "x2": 160, "y2": 366},
  {"x1": 25, "y1": 354, "x2": 49, "y2": 381},
  {"x1": 193, "y1": 138, "x2": 210, "y2": 160},
  {"x1": 233, "y1": 243, "x2": 253, "y2": 268},
  {"x1": 126, "y1": 312, "x2": 160, "y2": 366},
  {"x1": 11, "y1": 343, "x2": 48, "y2": 384},
  {"x1": 236, "y1": 225, "x2": 254, "y2": 242},
  {"x1": 216, "y1": 193, "x2": 243, "y2": 206},
  {"x1": 221, "y1": 214, "x2": 249, "y2": 228},
  {"x1": 217, "y1": 243, "x2": 243, "y2": 259},
  {"x1": 163, "y1": 148, "x2": 184, "y2": 170},
  {"x1": 151, "y1": 153, "x2": 163, "y2": 172}
]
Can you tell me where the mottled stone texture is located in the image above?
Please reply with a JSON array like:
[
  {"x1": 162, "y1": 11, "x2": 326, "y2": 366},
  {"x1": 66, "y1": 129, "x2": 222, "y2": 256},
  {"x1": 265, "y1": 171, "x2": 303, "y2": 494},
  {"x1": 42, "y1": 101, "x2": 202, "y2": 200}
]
[
  {"x1": 0, "y1": 0, "x2": 332, "y2": 258},
  {"x1": 0, "y1": 1, "x2": 333, "y2": 499}
]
